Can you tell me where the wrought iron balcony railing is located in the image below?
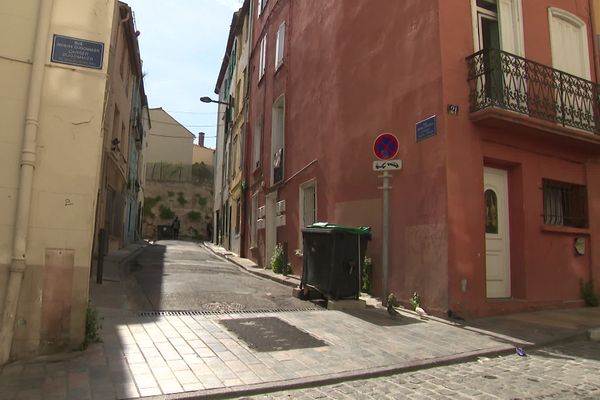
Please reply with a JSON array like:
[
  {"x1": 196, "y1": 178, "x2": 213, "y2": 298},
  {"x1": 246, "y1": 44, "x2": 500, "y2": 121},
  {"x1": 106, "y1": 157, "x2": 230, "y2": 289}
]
[{"x1": 466, "y1": 48, "x2": 600, "y2": 135}]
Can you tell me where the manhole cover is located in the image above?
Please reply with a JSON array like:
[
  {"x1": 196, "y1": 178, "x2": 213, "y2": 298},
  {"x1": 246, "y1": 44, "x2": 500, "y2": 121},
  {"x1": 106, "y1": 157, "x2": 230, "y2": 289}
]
[{"x1": 219, "y1": 317, "x2": 327, "y2": 352}]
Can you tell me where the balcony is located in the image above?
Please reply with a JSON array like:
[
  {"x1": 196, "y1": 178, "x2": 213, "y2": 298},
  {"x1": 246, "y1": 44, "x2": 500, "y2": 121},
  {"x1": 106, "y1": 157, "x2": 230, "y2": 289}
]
[{"x1": 466, "y1": 48, "x2": 600, "y2": 140}]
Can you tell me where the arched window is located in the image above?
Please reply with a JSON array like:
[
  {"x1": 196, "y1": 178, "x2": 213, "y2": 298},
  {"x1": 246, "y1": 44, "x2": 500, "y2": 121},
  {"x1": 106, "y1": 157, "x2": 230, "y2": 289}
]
[{"x1": 485, "y1": 189, "x2": 499, "y2": 234}]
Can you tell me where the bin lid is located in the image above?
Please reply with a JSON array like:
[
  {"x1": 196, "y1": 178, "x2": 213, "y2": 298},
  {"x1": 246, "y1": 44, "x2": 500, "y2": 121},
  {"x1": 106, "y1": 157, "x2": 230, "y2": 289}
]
[{"x1": 304, "y1": 222, "x2": 371, "y2": 235}]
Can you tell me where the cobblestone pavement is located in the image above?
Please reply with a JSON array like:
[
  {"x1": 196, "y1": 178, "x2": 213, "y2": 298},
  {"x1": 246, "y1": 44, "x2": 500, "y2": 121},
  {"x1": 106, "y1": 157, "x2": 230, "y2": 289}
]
[{"x1": 239, "y1": 340, "x2": 600, "y2": 400}]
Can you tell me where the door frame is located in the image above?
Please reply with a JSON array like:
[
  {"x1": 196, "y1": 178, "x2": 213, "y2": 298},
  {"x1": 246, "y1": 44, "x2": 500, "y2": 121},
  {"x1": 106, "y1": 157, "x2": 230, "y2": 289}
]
[{"x1": 484, "y1": 167, "x2": 511, "y2": 298}]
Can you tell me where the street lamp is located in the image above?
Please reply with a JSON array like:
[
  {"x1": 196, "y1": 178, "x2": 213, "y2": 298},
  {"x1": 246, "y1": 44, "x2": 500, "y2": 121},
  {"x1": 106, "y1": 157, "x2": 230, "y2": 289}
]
[{"x1": 200, "y1": 96, "x2": 230, "y2": 106}]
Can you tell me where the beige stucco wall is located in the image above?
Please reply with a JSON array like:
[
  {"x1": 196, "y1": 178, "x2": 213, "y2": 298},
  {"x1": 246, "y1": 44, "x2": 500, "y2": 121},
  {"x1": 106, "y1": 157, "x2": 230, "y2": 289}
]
[
  {"x1": 146, "y1": 108, "x2": 194, "y2": 164},
  {"x1": 193, "y1": 145, "x2": 215, "y2": 166},
  {"x1": 0, "y1": 0, "x2": 116, "y2": 358}
]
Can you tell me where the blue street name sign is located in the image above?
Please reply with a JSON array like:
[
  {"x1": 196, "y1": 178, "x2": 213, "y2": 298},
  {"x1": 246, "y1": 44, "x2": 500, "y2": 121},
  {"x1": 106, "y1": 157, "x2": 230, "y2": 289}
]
[
  {"x1": 51, "y1": 35, "x2": 104, "y2": 69},
  {"x1": 416, "y1": 115, "x2": 437, "y2": 142}
]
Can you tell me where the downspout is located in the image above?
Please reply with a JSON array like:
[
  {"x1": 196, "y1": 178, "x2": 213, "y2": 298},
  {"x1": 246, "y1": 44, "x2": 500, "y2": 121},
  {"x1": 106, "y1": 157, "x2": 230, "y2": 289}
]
[{"x1": 0, "y1": 0, "x2": 55, "y2": 364}]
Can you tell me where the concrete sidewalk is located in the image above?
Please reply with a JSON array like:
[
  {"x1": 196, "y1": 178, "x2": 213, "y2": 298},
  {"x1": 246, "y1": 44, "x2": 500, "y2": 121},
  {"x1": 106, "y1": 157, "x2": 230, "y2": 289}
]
[{"x1": 1, "y1": 241, "x2": 599, "y2": 400}]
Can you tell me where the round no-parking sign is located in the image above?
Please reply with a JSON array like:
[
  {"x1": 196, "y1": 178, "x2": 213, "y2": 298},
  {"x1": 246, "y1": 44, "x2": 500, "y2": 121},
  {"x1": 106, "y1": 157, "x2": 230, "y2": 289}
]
[{"x1": 373, "y1": 133, "x2": 399, "y2": 160}]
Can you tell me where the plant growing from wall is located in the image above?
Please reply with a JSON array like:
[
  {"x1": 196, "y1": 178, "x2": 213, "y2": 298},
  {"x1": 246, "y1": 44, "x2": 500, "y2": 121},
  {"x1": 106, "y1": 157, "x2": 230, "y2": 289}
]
[
  {"x1": 409, "y1": 292, "x2": 422, "y2": 310},
  {"x1": 271, "y1": 244, "x2": 286, "y2": 274},
  {"x1": 192, "y1": 162, "x2": 214, "y2": 184},
  {"x1": 143, "y1": 196, "x2": 161, "y2": 219},
  {"x1": 187, "y1": 211, "x2": 201, "y2": 222},
  {"x1": 196, "y1": 194, "x2": 207, "y2": 207},
  {"x1": 81, "y1": 303, "x2": 102, "y2": 349},
  {"x1": 189, "y1": 227, "x2": 201, "y2": 240},
  {"x1": 159, "y1": 204, "x2": 175, "y2": 220},
  {"x1": 580, "y1": 279, "x2": 599, "y2": 307},
  {"x1": 177, "y1": 192, "x2": 188, "y2": 206},
  {"x1": 361, "y1": 257, "x2": 372, "y2": 293}
]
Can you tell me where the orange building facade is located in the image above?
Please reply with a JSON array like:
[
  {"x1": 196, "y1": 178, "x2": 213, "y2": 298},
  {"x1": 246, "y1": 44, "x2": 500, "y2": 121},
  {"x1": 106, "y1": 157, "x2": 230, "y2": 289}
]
[{"x1": 238, "y1": 0, "x2": 600, "y2": 318}]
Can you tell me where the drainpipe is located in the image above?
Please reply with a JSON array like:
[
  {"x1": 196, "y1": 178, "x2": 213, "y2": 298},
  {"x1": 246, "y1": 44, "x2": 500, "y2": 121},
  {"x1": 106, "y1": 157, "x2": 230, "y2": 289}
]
[{"x1": 0, "y1": 0, "x2": 55, "y2": 364}]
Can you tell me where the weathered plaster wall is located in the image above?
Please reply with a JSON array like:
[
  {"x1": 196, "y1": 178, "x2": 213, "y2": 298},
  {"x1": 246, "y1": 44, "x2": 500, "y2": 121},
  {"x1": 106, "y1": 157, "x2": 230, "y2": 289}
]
[
  {"x1": 439, "y1": 0, "x2": 599, "y2": 317},
  {"x1": 0, "y1": 0, "x2": 116, "y2": 358}
]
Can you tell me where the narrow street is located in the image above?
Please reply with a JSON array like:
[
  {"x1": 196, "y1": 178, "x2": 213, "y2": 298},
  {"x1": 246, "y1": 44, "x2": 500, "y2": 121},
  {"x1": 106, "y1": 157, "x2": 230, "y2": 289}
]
[{"x1": 129, "y1": 241, "x2": 315, "y2": 312}]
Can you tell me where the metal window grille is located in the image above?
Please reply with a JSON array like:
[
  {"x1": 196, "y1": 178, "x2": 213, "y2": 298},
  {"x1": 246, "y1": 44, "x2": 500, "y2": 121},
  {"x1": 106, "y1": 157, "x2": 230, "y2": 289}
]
[{"x1": 542, "y1": 180, "x2": 588, "y2": 228}]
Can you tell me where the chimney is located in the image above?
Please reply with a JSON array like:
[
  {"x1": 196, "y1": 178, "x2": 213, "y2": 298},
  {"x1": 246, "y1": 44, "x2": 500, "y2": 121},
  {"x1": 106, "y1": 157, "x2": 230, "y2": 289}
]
[{"x1": 197, "y1": 132, "x2": 205, "y2": 147}]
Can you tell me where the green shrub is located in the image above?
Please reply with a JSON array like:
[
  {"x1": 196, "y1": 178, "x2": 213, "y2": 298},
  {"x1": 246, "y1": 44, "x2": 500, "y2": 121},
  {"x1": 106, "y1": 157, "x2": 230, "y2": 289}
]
[
  {"x1": 189, "y1": 227, "x2": 201, "y2": 240},
  {"x1": 192, "y1": 162, "x2": 214, "y2": 184},
  {"x1": 361, "y1": 257, "x2": 372, "y2": 293},
  {"x1": 177, "y1": 192, "x2": 187, "y2": 206},
  {"x1": 196, "y1": 194, "x2": 207, "y2": 207},
  {"x1": 187, "y1": 211, "x2": 201, "y2": 222},
  {"x1": 159, "y1": 205, "x2": 175, "y2": 220},
  {"x1": 81, "y1": 303, "x2": 102, "y2": 349},
  {"x1": 271, "y1": 244, "x2": 286, "y2": 274},
  {"x1": 581, "y1": 279, "x2": 599, "y2": 307},
  {"x1": 409, "y1": 292, "x2": 422, "y2": 310},
  {"x1": 143, "y1": 196, "x2": 161, "y2": 219}
]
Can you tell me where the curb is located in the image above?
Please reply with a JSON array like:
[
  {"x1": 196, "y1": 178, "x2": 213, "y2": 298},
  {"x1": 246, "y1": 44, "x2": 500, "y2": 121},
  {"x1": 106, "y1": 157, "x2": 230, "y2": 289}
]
[
  {"x1": 146, "y1": 332, "x2": 590, "y2": 400},
  {"x1": 117, "y1": 242, "x2": 150, "y2": 267}
]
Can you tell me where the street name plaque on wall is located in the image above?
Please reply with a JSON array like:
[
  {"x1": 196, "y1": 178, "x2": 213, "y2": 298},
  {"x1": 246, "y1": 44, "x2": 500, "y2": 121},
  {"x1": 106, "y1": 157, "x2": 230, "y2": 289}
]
[
  {"x1": 51, "y1": 35, "x2": 104, "y2": 69},
  {"x1": 416, "y1": 115, "x2": 437, "y2": 142}
]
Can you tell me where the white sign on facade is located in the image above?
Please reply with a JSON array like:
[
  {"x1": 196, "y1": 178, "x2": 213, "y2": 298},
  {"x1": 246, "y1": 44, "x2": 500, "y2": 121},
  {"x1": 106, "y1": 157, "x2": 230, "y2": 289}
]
[{"x1": 373, "y1": 159, "x2": 402, "y2": 171}]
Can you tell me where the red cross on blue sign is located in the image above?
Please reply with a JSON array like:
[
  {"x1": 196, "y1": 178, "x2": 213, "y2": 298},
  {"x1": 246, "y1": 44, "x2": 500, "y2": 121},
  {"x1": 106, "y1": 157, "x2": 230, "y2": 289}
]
[{"x1": 373, "y1": 133, "x2": 399, "y2": 160}]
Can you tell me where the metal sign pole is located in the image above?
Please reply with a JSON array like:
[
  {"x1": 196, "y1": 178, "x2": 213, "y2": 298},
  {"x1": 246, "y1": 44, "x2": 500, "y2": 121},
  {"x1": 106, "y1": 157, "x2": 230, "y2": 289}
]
[
  {"x1": 381, "y1": 171, "x2": 391, "y2": 305},
  {"x1": 373, "y1": 132, "x2": 400, "y2": 307}
]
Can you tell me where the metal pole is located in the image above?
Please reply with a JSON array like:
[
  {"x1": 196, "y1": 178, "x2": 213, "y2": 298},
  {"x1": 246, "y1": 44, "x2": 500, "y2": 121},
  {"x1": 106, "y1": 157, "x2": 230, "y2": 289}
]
[{"x1": 382, "y1": 171, "x2": 390, "y2": 305}]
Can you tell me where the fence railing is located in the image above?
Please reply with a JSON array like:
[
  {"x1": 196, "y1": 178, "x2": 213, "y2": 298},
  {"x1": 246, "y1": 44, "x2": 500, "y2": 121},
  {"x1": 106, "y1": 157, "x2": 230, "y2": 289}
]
[
  {"x1": 146, "y1": 162, "x2": 214, "y2": 184},
  {"x1": 466, "y1": 48, "x2": 600, "y2": 135}
]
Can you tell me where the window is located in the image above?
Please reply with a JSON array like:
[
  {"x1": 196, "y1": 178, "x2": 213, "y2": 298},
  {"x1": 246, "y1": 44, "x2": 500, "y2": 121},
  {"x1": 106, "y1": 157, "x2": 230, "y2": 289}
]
[
  {"x1": 271, "y1": 96, "x2": 285, "y2": 184},
  {"x1": 471, "y1": 0, "x2": 524, "y2": 55},
  {"x1": 299, "y1": 180, "x2": 317, "y2": 246},
  {"x1": 301, "y1": 181, "x2": 316, "y2": 227},
  {"x1": 484, "y1": 189, "x2": 498, "y2": 234},
  {"x1": 258, "y1": 35, "x2": 267, "y2": 80},
  {"x1": 112, "y1": 106, "x2": 120, "y2": 145},
  {"x1": 235, "y1": 80, "x2": 242, "y2": 116},
  {"x1": 543, "y1": 179, "x2": 588, "y2": 228},
  {"x1": 250, "y1": 193, "x2": 258, "y2": 247},
  {"x1": 253, "y1": 117, "x2": 262, "y2": 169},
  {"x1": 232, "y1": 137, "x2": 238, "y2": 175},
  {"x1": 257, "y1": 0, "x2": 267, "y2": 17},
  {"x1": 275, "y1": 22, "x2": 285, "y2": 70},
  {"x1": 235, "y1": 199, "x2": 241, "y2": 235}
]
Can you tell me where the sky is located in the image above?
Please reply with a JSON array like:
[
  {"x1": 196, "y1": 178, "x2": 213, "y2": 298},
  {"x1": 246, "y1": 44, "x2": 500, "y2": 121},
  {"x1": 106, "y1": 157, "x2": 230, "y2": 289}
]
[{"x1": 125, "y1": 0, "x2": 244, "y2": 149}]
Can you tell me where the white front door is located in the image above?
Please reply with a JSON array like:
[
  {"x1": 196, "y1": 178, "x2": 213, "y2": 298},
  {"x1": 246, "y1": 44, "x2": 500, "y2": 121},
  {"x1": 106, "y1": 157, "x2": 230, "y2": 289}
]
[
  {"x1": 265, "y1": 192, "x2": 277, "y2": 268},
  {"x1": 484, "y1": 167, "x2": 511, "y2": 298}
]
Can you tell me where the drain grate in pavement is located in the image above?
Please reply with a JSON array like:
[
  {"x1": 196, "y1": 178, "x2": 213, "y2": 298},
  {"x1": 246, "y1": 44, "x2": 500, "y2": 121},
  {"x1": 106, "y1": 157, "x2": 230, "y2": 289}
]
[
  {"x1": 138, "y1": 307, "x2": 324, "y2": 317},
  {"x1": 219, "y1": 317, "x2": 328, "y2": 352}
]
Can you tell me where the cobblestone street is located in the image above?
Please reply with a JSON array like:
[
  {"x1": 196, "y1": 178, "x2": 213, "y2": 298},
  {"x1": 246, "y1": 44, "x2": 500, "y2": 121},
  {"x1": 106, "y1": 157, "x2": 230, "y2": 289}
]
[{"x1": 240, "y1": 340, "x2": 600, "y2": 400}]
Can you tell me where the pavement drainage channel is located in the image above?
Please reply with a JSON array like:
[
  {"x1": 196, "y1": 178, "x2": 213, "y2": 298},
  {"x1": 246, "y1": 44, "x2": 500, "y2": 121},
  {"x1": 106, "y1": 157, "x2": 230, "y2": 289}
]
[{"x1": 138, "y1": 307, "x2": 325, "y2": 317}]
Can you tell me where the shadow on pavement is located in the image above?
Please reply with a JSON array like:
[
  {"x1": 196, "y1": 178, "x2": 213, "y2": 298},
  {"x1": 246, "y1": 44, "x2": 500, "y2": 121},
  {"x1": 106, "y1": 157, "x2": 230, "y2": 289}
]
[{"x1": 342, "y1": 308, "x2": 424, "y2": 327}]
